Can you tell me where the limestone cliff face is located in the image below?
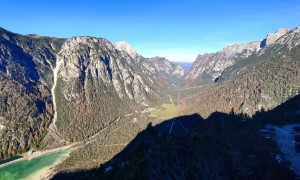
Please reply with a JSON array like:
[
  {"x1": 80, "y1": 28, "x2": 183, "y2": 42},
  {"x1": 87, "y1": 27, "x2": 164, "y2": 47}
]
[
  {"x1": 58, "y1": 37, "x2": 157, "y2": 104},
  {"x1": 51, "y1": 37, "x2": 168, "y2": 141},
  {"x1": 114, "y1": 41, "x2": 141, "y2": 60},
  {"x1": 147, "y1": 56, "x2": 185, "y2": 78},
  {"x1": 261, "y1": 28, "x2": 289, "y2": 47},
  {"x1": 182, "y1": 26, "x2": 300, "y2": 117},
  {"x1": 185, "y1": 28, "x2": 290, "y2": 85},
  {"x1": 0, "y1": 28, "x2": 168, "y2": 153},
  {"x1": 114, "y1": 42, "x2": 185, "y2": 79},
  {"x1": 185, "y1": 41, "x2": 261, "y2": 84}
]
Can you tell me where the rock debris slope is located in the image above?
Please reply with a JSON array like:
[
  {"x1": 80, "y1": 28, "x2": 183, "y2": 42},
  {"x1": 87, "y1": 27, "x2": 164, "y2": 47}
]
[{"x1": 147, "y1": 56, "x2": 185, "y2": 79}]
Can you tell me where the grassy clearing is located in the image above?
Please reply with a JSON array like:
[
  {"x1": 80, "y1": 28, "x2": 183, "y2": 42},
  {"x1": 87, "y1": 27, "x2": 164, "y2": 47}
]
[{"x1": 151, "y1": 104, "x2": 178, "y2": 120}]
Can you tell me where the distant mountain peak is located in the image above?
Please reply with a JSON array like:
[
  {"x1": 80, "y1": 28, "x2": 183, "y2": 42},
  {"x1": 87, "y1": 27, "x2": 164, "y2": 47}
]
[
  {"x1": 275, "y1": 28, "x2": 289, "y2": 34},
  {"x1": 221, "y1": 41, "x2": 261, "y2": 56},
  {"x1": 114, "y1": 41, "x2": 140, "y2": 59},
  {"x1": 263, "y1": 28, "x2": 289, "y2": 47},
  {"x1": 147, "y1": 56, "x2": 185, "y2": 78},
  {"x1": 185, "y1": 26, "x2": 294, "y2": 83}
]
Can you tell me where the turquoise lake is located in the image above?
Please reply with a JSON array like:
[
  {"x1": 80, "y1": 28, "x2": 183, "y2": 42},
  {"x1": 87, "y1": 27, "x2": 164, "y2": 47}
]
[{"x1": 0, "y1": 150, "x2": 70, "y2": 180}]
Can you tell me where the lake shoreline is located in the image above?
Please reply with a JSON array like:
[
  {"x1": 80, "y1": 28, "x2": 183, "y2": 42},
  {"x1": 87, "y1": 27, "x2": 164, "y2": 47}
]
[
  {"x1": 24, "y1": 151, "x2": 71, "y2": 180},
  {"x1": 0, "y1": 143, "x2": 76, "y2": 169},
  {"x1": 0, "y1": 149, "x2": 72, "y2": 180}
]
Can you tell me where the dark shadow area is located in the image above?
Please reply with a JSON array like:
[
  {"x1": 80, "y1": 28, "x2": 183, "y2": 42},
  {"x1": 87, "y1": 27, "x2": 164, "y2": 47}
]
[
  {"x1": 35, "y1": 99, "x2": 46, "y2": 114},
  {"x1": 100, "y1": 55, "x2": 112, "y2": 80},
  {"x1": 0, "y1": 30, "x2": 40, "y2": 87},
  {"x1": 260, "y1": 38, "x2": 267, "y2": 48},
  {"x1": 53, "y1": 95, "x2": 300, "y2": 180}
]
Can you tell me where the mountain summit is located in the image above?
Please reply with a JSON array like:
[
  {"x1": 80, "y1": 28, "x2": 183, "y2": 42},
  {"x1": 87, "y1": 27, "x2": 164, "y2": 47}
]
[
  {"x1": 185, "y1": 27, "x2": 294, "y2": 85},
  {"x1": 260, "y1": 28, "x2": 289, "y2": 47},
  {"x1": 114, "y1": 41, "x2": 141, "y2": 59},
  {"x1": 183, "y1": 26, "x2": 299, "y2": 117}
]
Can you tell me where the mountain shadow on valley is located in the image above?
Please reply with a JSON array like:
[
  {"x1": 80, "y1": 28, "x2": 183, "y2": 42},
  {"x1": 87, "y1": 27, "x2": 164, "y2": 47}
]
[{"x1": 53, "y1": 95, "x2": 300, "y2": 180}]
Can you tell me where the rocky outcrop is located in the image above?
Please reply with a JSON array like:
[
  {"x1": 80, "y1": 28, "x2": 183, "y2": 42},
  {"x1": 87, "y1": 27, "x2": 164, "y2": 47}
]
[
  {"x1": 114, "y1": 42, "x2": 185, "y2": 79},
  {"x1": 185, "y1": 41, "x2": 261, "y2": 84},
  {"x1": 182, "y1": 26, "x2": 300, "y2": 117},
  {"x1": 147, "y1": 56, "x2": 185, "y2": 78},
  {"x1": 58, "y1": 37, "x2": 160, "y2": 103},
  {"x1": 0, "y1": 28, "x2": 170, "y2": 154},
  {"x1": 51, "y1": 37, "x2": 166, "y2": 141},
  {"x1": 185, "y1": 28, "x2": 291, "y2": 85},
  {"x1": 114, "y1": 41, "x2": 141, "y2": 60},
  {"x1": 261, "y1": 28, "x2": 289, "y2": 47}
]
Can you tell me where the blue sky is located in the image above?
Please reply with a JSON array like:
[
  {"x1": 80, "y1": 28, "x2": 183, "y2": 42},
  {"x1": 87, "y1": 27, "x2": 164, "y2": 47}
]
[{"x1": 1, "y1": 0, "x2": 300, "y2": 62}]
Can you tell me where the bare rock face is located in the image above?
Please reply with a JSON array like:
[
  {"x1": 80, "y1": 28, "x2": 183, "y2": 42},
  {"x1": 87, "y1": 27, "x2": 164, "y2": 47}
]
[
  {"x1": 147, "y1": 56, "x2": 185, "y2": 78},
  {"x1": 262, "y1": 28, "x2": 289, "y2": 47},
  {"x1": 185, "y1": 41, "x2": 261, "y2": 84},
  {"x1": 185, "y1": 27, "x2": 295, "y2": 85},
  {"x1": 114, "y1": 41, "x2": 141, "y2": 60},
  {"x1": 172, "y1": 64, "x2": 185, "y2": 78},
  {"x1": 114, "y1": 42, "x2": 185, "y2": 79},
  {"x1": 182, "y1": 26, "x2": 300, "y2": 117},
  {"x1": 274, "y1": 26, "x2": 300, "y2": 49},
  {"x1": 0, "y1": 28, "x2": 171, "y2": 150},
  {"x1": 57, "y1": 37, "x2": 160, "y2": 104},
  {"x1": 55, "y1": 37, "x2": 165, "y2": 141}
]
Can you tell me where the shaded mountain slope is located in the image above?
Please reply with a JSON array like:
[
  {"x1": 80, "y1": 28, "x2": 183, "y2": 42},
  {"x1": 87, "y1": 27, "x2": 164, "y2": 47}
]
[
  {"x1": 0, "y1": 28, "x2": 64, "y2": 159},
  {"x1": 53, "y1": 94, "x2": 300, "y2": 180}
]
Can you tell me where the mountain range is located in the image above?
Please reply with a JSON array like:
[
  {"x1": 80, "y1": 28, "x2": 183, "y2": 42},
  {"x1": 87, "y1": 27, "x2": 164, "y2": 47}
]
[
  {"x1": 0, "y1": 26, "x2": 299, "y2": 179},
  {"x1": 182, "y1": 26, "x2": 299, "y2": 117}
]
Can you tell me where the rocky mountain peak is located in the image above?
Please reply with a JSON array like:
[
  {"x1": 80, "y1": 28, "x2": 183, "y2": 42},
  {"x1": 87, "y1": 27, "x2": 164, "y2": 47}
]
[
  {"x1": 147, "y1": 56, "x2": 185, "y2": 78},
  {"x1": 185, "y1": 27, "x2": 295, "y2": 84},
  {"x1": 185, "y1": 41, "x2": 262, "y2": 82},
  {"x1": 261, "y1": 28, "x2": 289, "y2": 47},
  {"x1": 221, "y1": 41, "x2": 261, "y2": 56},
  {"x1": 276, "y1": 28, "x2": 290, "y2": 34},
  {"x1": 114, "y1": 41, "x2": 140, "y2": 59},
  {"x1": 293, "y1": 25, "x2": 300, "y2": 33}
]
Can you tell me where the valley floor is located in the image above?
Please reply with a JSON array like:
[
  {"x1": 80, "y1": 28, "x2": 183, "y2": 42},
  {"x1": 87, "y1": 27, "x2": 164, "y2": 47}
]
[{"x1": 1, "y1": 90, "x2": 298, "y2": 180}]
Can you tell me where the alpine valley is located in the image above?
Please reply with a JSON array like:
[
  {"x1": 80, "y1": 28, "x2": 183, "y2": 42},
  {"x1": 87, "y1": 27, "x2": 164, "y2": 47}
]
[{"x1": 0, "y1": 25, "x2": 299, "y2": 180}]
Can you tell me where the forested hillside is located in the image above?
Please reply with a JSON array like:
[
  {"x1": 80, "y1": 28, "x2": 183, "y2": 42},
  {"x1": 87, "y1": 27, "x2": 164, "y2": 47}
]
[
  {"x1": 0, "y1": 27, "x2": 182, "y2": 159},
  {"x1": 182, "y1": 26, "x2": 300, "y2": 117},
  {"x1": 53, "y1": 94, "x2": 300, "y2": 180}
]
